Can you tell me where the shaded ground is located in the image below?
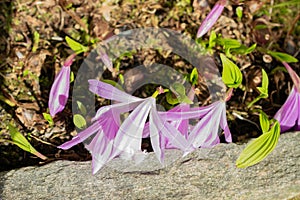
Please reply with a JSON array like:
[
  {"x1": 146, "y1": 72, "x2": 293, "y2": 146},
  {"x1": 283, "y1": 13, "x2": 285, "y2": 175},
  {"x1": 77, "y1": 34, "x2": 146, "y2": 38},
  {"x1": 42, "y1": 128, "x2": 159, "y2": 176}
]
[{"x1": 0, "y1": 0, "x2": 299, "y2": 171}]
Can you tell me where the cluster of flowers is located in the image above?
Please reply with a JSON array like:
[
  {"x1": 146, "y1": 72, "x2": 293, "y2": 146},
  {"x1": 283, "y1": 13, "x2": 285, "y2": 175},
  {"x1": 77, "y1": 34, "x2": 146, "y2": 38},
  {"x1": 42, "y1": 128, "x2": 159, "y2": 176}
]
[
  {"x1": 48, "y1": 0, "x2": 300, "y2": 174},
  {"x1": 58, "y1": 80, "x2": 231, "y2": 174}
]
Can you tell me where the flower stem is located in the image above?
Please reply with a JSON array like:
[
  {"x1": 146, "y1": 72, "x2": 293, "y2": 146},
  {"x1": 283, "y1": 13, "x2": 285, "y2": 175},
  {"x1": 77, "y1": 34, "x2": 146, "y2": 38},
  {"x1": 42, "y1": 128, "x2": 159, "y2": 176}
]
[
  {"x1": 225, "y1": 87, "x2": 233, "y2": 102},
  {"x1": 152, "y1": 87, "x2": 169, "y2": 98},
  {"x1": 247, "y1": 96, "x2": 260, "y2": 108}
]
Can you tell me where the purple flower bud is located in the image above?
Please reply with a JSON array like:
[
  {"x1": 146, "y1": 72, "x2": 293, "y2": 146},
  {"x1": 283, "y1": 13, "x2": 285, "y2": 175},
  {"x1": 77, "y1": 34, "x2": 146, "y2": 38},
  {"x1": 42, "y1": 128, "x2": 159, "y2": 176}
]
[
  {"x1": 197, "y1": 0, "x2": 226, "y2": 38},
  {"x1": 48, "y1": 54, "x2": 75, "y2": 117},
  {"x1": 99, "y1": 49, "x2": 113, "y2": 72},
  {"x1": 274, "y1": 62, "x2": 300, "y2": 132}
]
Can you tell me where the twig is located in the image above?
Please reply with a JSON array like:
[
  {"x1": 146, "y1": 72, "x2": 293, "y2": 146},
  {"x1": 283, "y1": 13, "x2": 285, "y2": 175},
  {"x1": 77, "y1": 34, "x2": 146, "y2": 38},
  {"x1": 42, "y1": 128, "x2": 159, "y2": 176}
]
[
  {"x1": 31, "y1": 134, "x2": 57, "y2": 147},
  {"x1": 58, "y1": 0, "x2": 88, "y2": 33}
]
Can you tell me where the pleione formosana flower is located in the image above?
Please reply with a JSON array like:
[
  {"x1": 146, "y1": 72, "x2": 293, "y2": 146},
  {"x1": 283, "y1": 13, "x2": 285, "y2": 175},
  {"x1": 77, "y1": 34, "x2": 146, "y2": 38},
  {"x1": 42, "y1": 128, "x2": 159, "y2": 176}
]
[
  {"x1": 197, "y1": 0, "x2": 226, "y2": 38},
  {"x1": 274, "y1": 62, "x2": 300, "y2": 132},
  {"x1": 159, "y1": 99, "x2": 232, "y2": 149},
  {"x1": 59, "y1": 80, "x2": 190, "y2": 174},
  {"x1": 48, "y1": 54, "x2": 76, "y2": 117},
  {"x1": 59, "y1": 80, "x2": 232, "y2": 174}
]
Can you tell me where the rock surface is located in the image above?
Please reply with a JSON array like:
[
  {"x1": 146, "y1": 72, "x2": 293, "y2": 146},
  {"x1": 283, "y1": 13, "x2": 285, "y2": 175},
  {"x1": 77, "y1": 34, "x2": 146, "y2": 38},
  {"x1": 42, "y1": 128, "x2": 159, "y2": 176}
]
[{"x1": 1, "y1": 132, "x2": 300, "y2": 200}]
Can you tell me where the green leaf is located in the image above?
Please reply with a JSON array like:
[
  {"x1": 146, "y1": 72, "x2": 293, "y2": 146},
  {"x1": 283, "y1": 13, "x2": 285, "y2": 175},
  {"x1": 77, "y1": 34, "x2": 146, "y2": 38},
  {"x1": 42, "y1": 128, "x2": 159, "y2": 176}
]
[
  {"x1": 236, "y1": 6, "x2": 243, "y2": 20},
  {"x1": 32, "y1": 31, "x2": 40, "y2": 53},
  {"x1": 270, "y1": 66, "x2": 287, "y2": 75},
  {"x1": 231, "y1": 43, "x2": 257, "y2": 55},
  {"x1": 43, "y1": 113, "x2": 54, "y2": 126},
  {"x1": 245, "y1": 44, "x2": 257, "y2": 54},
  {"x1": 247, "y1": 69, "x2": 269, "y2": 108},
  {"x1": 65, "y1": 36, "x2": 88, "y2": 54},
  {"x1": 208, "y1": 31, "x2": 217, "y2": 48},
  {"x1": 236, "y1": 120, "x2": 280, "y2": 168},
  {"x1": 267, "y1": 50, "x2": 298, "y2": 63},
  {"x1": 170, "y1": 83, "x2": 193, "y2": 104},
  {"x1": 257, "y1": 69, "x2": 269, "y2": 98},
  {"x1": 272, "y1": 0, "x2": 300, "y2": 8},
  {"x1": 217, "y1": 38, "x2": 242, "y2": 49},
  {"x1": 189, "y1": 68, "x2": 198, "y2": 85},
  {"x1": 181, "y1": 96, "x2": 193, "y2": 104},
  {"x1": 119, "y1": 74, "x2": 124, "y2": 85},
  {"x1": 8, "y1": 124, "x2": 47, "y2": 160},
  {"x1": 254, "y1": 24, "x2": 268, "y2": 30},
  {"x1": 70, "y1": 71, "x2": 74, "y2": 83},
  {"x1": 23, "y1": 69, "x2": 30, "y2": 77},
  {"x1": 166, "y1": 83, "x2": 193, "y2": 105},
  {"x1": 0, "y1": 94, "x2": 16, "y2": 107},
  {"x1": 171, "y1": 83, "x2": 185, "y2": 96},
  {"x1": 220, "y1": 54, "x2": 243, "y2": 88},
  {"x1": 166, "y1": 92, "x2": 179, "y2": 105},
  {"x1": 76, "y1": 101, "x2": 87, "y2": 115},
  {"x1": 259, "y1": 111, "x2": 270, "y2": 133},
  {"x1": 73, "y1": 114, "x2": 86, "y2": 129}
]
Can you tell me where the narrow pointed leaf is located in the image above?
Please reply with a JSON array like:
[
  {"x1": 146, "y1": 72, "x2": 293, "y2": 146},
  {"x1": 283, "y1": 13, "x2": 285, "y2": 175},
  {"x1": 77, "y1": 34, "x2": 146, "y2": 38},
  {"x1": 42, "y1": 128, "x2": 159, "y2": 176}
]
[
  {"x1": 76, "y1": 101, "x2": 87, "y2": 115},
  {"x1": 259, "y1": 111, "x2": 270, "y2": 133},
  {"x1": 267, "y1": 50, "x2": 298, "y2": 63},
  {"x1": 70, "y1": 71, "x2": 74, "y2": 83},
  {"x1": 65, "y1": 36, "x2": 88, "y2": 54},
  {"x1": 190, "y1": 68, "x2": 199, "y2": 85},
  {"x1": 217, "y1": 38, "x2": 241, "y2": 50},
  {"x1": 208, "y1": 31, "x2": 217, "y2": 48},
  {"x1": 236, "y1": 121, "x2": 280, "y2": 168},
  {"x1": 257, "y1": 69, "x2": 269, "y2": 97},
  {"x1": 231, "y1": 43, "x2": 257, "y2": 55},
  {"x1": 9, "y1": 124, "x2": 47, "y2": 160},
  {"x1": 43, "y1": 112, "x2": 54, "y2": 126}
]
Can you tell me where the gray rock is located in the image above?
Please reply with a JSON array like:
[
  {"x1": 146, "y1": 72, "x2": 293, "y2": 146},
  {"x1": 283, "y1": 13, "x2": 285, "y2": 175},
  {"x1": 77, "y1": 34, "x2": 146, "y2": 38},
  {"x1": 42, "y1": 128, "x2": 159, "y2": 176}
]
[{"x1": 1, "y1": 132, "x2": 300, "y2": 200}]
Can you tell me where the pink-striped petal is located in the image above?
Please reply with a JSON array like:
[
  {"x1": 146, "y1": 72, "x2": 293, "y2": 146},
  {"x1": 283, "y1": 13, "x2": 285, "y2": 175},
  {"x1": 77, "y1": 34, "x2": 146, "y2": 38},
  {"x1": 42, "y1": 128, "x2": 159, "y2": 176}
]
[
  {"x1": 58, "y1": 121, "x2": 102, "y2": 150},
  {"x1": 187, "y1": 101, "x2": 224, "y2": 148},
  {"x1": 88, "y1": 79, "x2": 141, "y2": 103},
  {"x1": 150, "y1": 105, "x2": 191, "y2": 163},
  {"x1": 92, "y1": 100, "x2": 143, "y2": 121},
  {"x1": 112, "y1": 98, "x2": 154, "y2": 160},
  {"x1": 220, "y1": 103, "x2": 232, "y2": 142}
]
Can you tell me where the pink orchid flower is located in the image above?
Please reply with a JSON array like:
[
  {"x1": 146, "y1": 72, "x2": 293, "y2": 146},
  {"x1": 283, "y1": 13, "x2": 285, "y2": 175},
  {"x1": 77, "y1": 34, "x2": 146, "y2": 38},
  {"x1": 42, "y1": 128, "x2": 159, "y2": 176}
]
[
  {"x1": 159, "y1": 100, "x2": 232, "y2": 149},
  {"x1": 59, "y1": 80, "x2": 190, "y2": 174},
  {"x1": 197, "y1": 0, "x2": 226, "y2": 38},
  {"x1": 48, "y1": 54, "x2": 76, "y2": 117},
  {"x1": 59, "y1": 80, "x2": 232, "y2": 174},
  {"x1": 274, "y1": 62, "x2": 300, "y2": 132}
]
